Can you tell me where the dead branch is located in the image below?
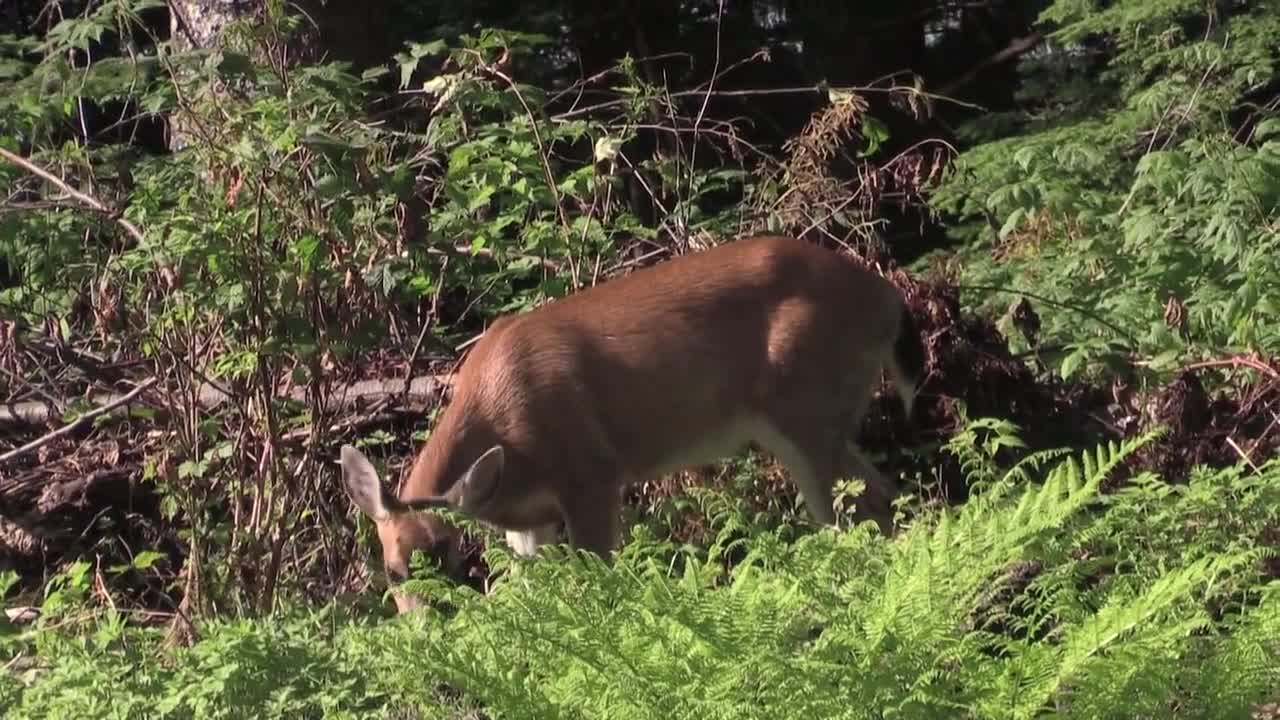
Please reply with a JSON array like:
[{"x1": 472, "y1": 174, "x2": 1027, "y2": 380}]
[
  {"x1": 1181, "y1": 355, "x2": 1280, "y2": 379},
  {"x1": 0, "y1": 147, "x2": 146, "y2": 245},
  {"x1": 0, "y1": 378, "x2": 157, "y2": 467},
  {"x1": 937, "y1": 32, "x2": 1045, "y2": 97}
]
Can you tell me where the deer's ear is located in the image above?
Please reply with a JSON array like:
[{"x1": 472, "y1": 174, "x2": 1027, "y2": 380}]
[
  {"x1": 340, "y1": 445, "x2": 395, "y2": 522},
  {"x1": 444, "y1": 445, "x2": 504, "y2": 512}
]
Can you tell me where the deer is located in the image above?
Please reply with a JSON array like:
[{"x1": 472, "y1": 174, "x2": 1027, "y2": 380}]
[{"x1": 339, "y1": 234, "x2": 925, "y2": 612}]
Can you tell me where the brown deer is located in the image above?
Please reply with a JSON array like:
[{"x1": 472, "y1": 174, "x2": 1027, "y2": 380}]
[{"x1": 340, "y1": 234, "x2": 924, "y2": 612}]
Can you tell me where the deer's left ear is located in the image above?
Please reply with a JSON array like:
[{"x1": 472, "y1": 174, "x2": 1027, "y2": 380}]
[{"x1": 339, "y1": 445, "x2": 396, "y2": 522}]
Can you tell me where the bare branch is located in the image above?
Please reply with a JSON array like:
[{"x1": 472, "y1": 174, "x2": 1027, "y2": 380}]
[
  {"x1": 937, "y1": 32, "x2": 1045, "y2": 97},
  {"x1": 0, "y1": 146, "x2": 146, "y2": 245}
]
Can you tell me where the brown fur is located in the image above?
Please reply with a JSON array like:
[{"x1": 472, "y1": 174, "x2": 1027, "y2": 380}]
[{"x1": 340, "y1": 234, "x2": 918, "y2": 612}]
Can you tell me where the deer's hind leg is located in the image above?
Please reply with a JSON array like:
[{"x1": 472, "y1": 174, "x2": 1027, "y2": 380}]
[
  {"x1": 758, "y1": 355, "x2": 897, "y2": 535},
  {"x1": 755, "y1": 420, "x2": 840, "y2": 526},
  {"x1": 831, "y1": 360, "x2": 899, "y2": 535}
]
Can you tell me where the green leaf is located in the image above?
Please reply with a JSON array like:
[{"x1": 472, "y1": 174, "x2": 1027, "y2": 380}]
[
  {"x1": 131, "y1": 551, "x2": 165, "y2": 570},
  {"x1": 467, "y1": 185, "x2": 496, "y2": 212},
  {"x1": 293, "y1": 234, "x2": 322, "y2": 272},
  {"x1": 999, "y1": 207, "x2": 1027, "y2": 239},
  {"x1": 859, "y1": 116, "x2": 890, "y2": 157},
  {"x1": 1060, "y1": 348, "x2": 1086, "y2": 379}
]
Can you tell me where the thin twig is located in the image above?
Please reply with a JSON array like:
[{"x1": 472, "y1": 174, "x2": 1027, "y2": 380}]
[
  {"x1": 403, "y1": 255, "x2": 445, "y2": 397},
  {"x1": 617, "y1": 151, "x2": 672, "y2": 223},
  {"x1": 0, "y1": 364, "x2": 63, "y2": 411},
  {"x1": 0, "y1": 377, "x2": 157, "y2": 466},
  {"x1": 551, "y1": 83, "x2": 985, "y2": 121},
  {"x1": 1119, "y1": 38, "x2": 1223, "y2": 216},
  {"x1": 612, "y1": 123, "x2": 774, "y2": 163},
  {"x1": 486, "y1": 65, "x2": 576, "y2": 281},
  {"x1": 0, "y1": 147, "x2": 146, "y2": 244},
  {"x1": 1225, "y1": 436, "x2": 1261, "y2": 473},
  {"x1": 602, "y1": 246, "x2": 672, "y2": 275},
  {"x1": 1181, "y1": 355, "x2": 1279, "y2": 379},
  {"x1": 546, "y1": 51, "x2": 693, "y2": 107},
  {"x1": 684, "y1": 0, "x2": 725, "y2": 232},
  {"x1": 954, "y1": 284, "x2": 1140, "y2": 347}
]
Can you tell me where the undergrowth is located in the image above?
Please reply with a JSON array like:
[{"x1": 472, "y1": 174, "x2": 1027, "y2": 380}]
[{"x1": 3, "y1": 424, "x2": 1277, "y2": 719}]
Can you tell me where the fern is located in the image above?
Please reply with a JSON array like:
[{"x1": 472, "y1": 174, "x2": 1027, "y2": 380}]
[{"x1": 5, "y1": 431, "x2": 1278, "y2": 719}]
